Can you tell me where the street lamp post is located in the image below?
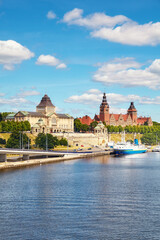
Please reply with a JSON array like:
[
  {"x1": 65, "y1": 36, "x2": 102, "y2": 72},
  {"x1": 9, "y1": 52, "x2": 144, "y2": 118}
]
[
  {"x1": 28, "y1": 136, "x2": 30, "y2": 149},
  {"x1": 46, "y1": 133, "x2": 48, "y2": 151},
  {"x1": 22, "y1": 132, "x2": 23, "y2": 149},
  {"x1": 20, "y1": 131, "x2": 21, "y2": 149}
]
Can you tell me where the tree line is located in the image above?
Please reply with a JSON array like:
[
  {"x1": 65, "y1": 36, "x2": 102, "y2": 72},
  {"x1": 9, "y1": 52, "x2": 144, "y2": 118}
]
[
  {"x1": 0, "y1": 132, "x2": 68, "y2": 150},
  {"x1": 0, "y1": 120, "x2": 31, "y2": 132}
]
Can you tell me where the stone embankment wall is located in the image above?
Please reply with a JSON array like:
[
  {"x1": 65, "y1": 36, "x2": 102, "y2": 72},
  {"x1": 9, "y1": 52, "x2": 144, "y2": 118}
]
[
  {"x1": 0, "y1": 151, "x2": 111, "y2": 170},
  {"x1": 53, "y1": 133, "x2": 108, "y2": 147}
]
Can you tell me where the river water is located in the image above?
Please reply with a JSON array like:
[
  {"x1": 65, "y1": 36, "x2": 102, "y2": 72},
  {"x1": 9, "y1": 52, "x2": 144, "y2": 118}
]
[{"x1": 0, "y1": 152, "x2": 160, "y2": 240}]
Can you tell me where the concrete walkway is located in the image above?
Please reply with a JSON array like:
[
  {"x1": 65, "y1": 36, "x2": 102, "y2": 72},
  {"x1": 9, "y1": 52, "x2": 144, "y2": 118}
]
[{"x1": 0, "y1": 151, "x2": 111, "y2": 170}]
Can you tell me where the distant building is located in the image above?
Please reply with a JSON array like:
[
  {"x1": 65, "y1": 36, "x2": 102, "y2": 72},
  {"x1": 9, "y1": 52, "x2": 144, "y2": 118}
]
[
  {"x1": 7, "y1": 94, "x2": 74, "y2": 134},
  {"x1": 78, "y1": 93, "x2": 153, "y2": 127}
]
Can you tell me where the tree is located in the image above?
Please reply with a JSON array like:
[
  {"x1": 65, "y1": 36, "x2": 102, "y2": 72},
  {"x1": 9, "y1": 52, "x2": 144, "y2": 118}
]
[
  {"x1": 141, "y1": 132, "x2": 160, "y2": 145},
  {"x1": 81, "y1": 124, "x2": 89, "y2": 132},
  {"x1": 0, "y1": 112, "x2": 13, "y2": 122},
  {"x1": 74, "y1": 119, "x2": 82, "y2": 132},
  {"x1": 6, "y1": 131, "x2": 30, "y2": 149},
  {"x1": 0, "y1": 120, "x2": 31, "y2": 133},
  {"x1": 0, "y1": 138, "x2": 6, "y2": 144},
  {"x1": 90, "y1": 121, "x2": 98, "y2": 131},
  {"x1": 118, "y1": 125, "x2": 124, "y2": 132},
  {"x1": 35, "y1": 133, "x2": 59, "y2": 150},
  {"x1": 59, "y1": 138, "x2": 68, "y2": 146}
]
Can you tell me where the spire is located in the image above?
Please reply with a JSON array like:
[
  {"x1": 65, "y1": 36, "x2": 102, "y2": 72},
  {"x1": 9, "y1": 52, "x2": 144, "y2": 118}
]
[
  {"x1": 128, "y1": 102, "x2": 136, "y2": 111},
  {"x1": 101, "y1": 93, "x2": 109, "y2": 107}
]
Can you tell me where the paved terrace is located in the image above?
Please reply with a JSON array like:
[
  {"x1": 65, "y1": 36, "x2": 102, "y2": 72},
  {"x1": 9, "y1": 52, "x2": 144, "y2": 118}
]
[{"x1": 0, "y1": 148, "x2": 75, "y2": 162}]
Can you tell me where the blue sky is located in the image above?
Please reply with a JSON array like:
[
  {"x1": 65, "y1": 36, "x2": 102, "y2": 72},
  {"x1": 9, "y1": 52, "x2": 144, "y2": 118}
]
[{"x1": 0, "y1": 0, "x2": 160, "y2": 121}]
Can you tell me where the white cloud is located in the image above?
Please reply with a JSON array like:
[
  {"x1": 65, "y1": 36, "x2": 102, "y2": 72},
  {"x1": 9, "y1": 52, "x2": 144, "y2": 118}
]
[
  {"x1": 0, "y1": 40, "x2": 34, "y2": 70},
  {"x1": 56, "y1": 63, "x2": 67, "y2": 69},
  {"x1": 62, "y1": 9, "x2": 160, "y2": 46},
  {"x1": 36, "y1": 54, "x2": 67, "y2": 69},
  {"x1": 55, "y1": 106, "x2": 63, "y2": 112},
  {"x1": 36, "y1": 55, "x2": 60, "y2": 66},
  {"x1": 62, "y1": 8, "x2": 129, "y2": 29},
  {"x1": 93, "y1": 58, "x2": 160, "y2": 89},
  {"x1": 47, "y1": 11, "x2": 56, "y2": 19},
  {"x1": 0, "y1": 89, "x2": 41, "y2": 110},
  {"x1": 18, "y1": 90, "x2": 40, "y2": 97},
  {"x1": 92, "y1": 22, "x2": 160, "y2": 46},
  {"x1": 86, "y1": 89, "x2": 102, "y2": 94},
  {"x1": 65, "y1": 89, "x2": 160, "y2": 106},
  {"x1": 0, "y1": 96, "x2": 33, "y2": 107}
]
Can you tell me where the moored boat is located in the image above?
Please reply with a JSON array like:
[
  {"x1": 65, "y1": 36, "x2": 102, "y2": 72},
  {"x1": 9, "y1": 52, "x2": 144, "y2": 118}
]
[
  {"x1": 152, "y1": 146, "x2": 160, "y2": 152},
  {"x1": 113, "y1": 140, "x2": 147, "y2": 155}
]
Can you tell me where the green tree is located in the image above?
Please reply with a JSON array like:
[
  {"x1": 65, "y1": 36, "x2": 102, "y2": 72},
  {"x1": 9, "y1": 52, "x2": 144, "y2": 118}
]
[
  {"x1": 0, "y1": 112, "x2": 13, "y2": 122},
  {"x1": 35, "y1": 133, "x2": 59, "y2": 150},
  {"x1": 74, "y1": 119, "x2": 82, "y2": 132},
  {"x1": 6, "y1": 131, "x2": 30, "y2": 149},
  {"x1": 118, "y1": 125, "x2": 124, "y2": 132},
  {"x1": 90, "y1": 121, "x2": 98, "y2": 131},
  {"x1": 81, "y1": 124, "x2": 89, "y2": 132},
  {"x1": 141, "y1": 132, "x2": 160, "y2": 145},
  {"x1": 59, "y1": 138, "x2": 68, "y2": 146},
  {"x1": 0, "y1": 138, "x2": 6, "y2": 144}
]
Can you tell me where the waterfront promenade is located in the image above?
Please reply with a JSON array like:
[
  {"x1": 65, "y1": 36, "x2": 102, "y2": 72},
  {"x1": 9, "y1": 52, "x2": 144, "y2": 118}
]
[{"x1": 0, "y1": 148, "x2": 111, "y2": 170}]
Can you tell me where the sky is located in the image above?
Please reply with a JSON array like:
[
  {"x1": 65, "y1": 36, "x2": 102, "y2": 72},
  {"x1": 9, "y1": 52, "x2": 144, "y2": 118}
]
[{"x1": 0, "y1": 0, "x2": 160, "y2": 121}]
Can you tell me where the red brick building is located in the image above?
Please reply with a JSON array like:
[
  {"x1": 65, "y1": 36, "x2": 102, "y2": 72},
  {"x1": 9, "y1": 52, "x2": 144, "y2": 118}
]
[{"x1": 78, "y1": 93, "x2": 153, "y2": 127}]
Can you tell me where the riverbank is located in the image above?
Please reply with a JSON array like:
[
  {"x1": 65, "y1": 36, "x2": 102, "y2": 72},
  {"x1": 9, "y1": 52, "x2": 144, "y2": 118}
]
[{"x1": 0, "y1": 151, "x2": 111, "y2": 170}]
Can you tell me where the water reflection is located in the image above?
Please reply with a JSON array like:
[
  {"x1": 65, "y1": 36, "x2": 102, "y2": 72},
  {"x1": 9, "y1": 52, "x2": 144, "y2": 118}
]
[{"x1": 0, "y1": 152, "x2": 160, "y2": 239}]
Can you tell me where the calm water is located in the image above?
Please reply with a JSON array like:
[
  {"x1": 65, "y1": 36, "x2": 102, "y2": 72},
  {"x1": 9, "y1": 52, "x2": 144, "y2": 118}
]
[{"x1": 0, "y1": 153, "x2": 160, "y2": 240}]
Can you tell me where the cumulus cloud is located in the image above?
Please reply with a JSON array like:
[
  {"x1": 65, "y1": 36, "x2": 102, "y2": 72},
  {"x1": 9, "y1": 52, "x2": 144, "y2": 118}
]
[
  {"x1": 0, "y1": 40, "x2": 34, "y2": 70},
  {"x1": 62, "y1": 8, "x2": 129, "y2": 29},
  {"x1": 56, "y1": 63, "x2": 67, "y2": 69},
  {"x1": 47, "y1": 11, "x2": 56, "y2": 19},
  {"x1": 0, "y1": 91, "x2": 41, "y2": 111},
  {"x1": 36, "y1": 54, "x2": 67, "y2": 69},
  {"x1": 18, "y1": 90, "x2": 40, "y2": 97},
  {"x1": 92, "y1": 22, "x2": 160, "y2": 46},
  {"x1": 93, "y1": 58, "x2": 160, "y2": 89},
  {"x1": 65, "y1": 89, "x2": 160, "y2": 106},
  {"x1": 62, "y1": 8, "x2": 160, "y2": 46},
  {"x1": 0, "y1": 96, "x2": 33, "y2": 107}
]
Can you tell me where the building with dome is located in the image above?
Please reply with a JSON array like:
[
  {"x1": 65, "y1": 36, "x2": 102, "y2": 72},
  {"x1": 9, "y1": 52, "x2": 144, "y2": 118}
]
[
  {"x1": 7, "y1": 94, "x2": 74, "y2": 134},
  {"x1": 79, "y1": 93, "x2": 153, "y2": 127}
]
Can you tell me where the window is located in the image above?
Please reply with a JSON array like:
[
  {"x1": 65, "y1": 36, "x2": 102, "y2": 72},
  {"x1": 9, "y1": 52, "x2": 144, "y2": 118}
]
[{"x1": 52, "y1": 117, "x2": 57, "y2": 124}]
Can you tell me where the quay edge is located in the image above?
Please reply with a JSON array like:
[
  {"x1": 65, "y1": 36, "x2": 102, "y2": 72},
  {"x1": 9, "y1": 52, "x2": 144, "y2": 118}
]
[{"x1": 0, "y1": 151, "x2": 112, "y2": 171}]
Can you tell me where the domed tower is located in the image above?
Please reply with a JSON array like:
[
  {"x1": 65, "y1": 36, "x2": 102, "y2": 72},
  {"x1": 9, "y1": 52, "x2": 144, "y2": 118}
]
[
  {"x1": 99, "y1": 93, "x2": 110, "y2": 125},
  {"x1": 127, "y1": 102, "x2": 137, "y2": 125},
  {"x1": 36, "y1": 94, "x2": 55, "y2": 115}
]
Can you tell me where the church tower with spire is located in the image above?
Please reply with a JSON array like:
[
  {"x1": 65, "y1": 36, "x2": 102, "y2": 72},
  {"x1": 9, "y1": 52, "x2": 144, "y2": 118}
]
[
  {"x1": 127, "y1": 102, "x2": 137, "y2": 125},
  {"x1": 99, "y1": 93, "x2": 110, "y2": 125}
]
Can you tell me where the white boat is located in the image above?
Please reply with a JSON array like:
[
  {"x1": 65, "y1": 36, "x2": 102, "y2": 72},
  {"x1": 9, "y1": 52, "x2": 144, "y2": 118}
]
[
  {"x1": 113, "y1": 141, "x2": 147, "y2": 155},
  {"x1": 152, "y1": 146, "x2": 160, "y2": 152}
]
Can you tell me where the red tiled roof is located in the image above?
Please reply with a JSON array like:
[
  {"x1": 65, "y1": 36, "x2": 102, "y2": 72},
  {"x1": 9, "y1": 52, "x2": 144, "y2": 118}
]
[
  {"x1": 137, "y1": 117, "x2": 149, "y2": 125},
  {"x1": 94, "y1": 114, "x2": 100, "y2": 121},
  {"x1": 123, "y1": 114, "x2": 128, "y2": 121},
  {"x1": 79, "y1": 115, "x2": 93, "y2": 125}
]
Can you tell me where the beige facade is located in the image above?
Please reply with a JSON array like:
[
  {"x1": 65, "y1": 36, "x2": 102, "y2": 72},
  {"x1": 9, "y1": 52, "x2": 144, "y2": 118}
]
[{"x1": 8, "y1": 95, "x2": 74, "y2": 134}]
